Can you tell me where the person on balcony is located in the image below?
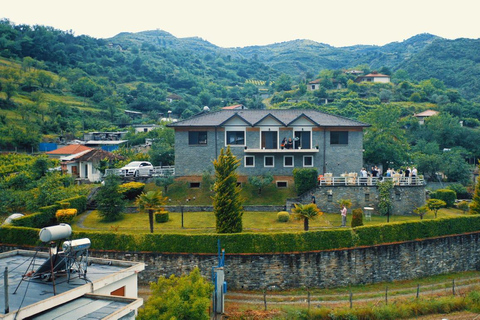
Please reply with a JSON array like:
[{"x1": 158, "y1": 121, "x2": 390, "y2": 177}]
[{"x1": 285, "y1": 138, "x2": 293, "y2": 149}]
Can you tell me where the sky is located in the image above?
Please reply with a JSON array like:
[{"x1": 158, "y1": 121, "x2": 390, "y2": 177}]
[{"x1": 2, "y1": 0, "x2": 480, "y2": 48}]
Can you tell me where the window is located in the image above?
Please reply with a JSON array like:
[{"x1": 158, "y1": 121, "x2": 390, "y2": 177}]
[
  {"x1": 226, "y1": 131, "x2": 245, "y2": 145},
  {"x1": 284, "y1": 156, "x2": 294, "y2": 167},
  {"x1": 244, "y1": 156, "x2": 255, "y2": 167},
  {"x1": 330, "y1": 131, "x2": 348, "y2": 145},
  {"x1": 264, "y1": 156, "x2": 274, "y2": 167},
  {"x1": 277, "y1": 181, "x2": 288, "y2": 188},
  {"x1": 188, "y1": 131, "x2": 207, "y2": 145},
  {"x1": 303, "y1": 156, "x2": 313, "y2": 167},
  {"x1": 189, "y1": 182, "x2": 201, "y2": 188}
]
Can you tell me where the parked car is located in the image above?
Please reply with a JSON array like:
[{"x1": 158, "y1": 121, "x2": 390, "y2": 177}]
[{"x1": 120, "y1": 161, "x2": 154, "y2": 177}]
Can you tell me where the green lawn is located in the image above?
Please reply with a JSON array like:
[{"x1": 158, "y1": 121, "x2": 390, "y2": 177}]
[{"x1": 73, "y1": 208, "x2": 466, "y2": 234}]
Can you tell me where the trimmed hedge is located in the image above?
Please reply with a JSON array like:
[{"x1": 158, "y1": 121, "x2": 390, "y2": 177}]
[
  {"x1": 3, "y1": 215, "x2": 480, "y2": 254},
  {"x1": 155, "y1": 211, "x2": 169, "y2": 223},
  {"x1": 11, "y1": 195, "x2": 87, "y2": 228},
  {"x1": 430, "y1": 189, "x2": 456, "y2": 207}
]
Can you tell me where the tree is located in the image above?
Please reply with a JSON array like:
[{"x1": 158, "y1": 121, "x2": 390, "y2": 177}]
[
  {"x1": 414, "y1": 205, "x2": 428, "y2": 220},
  {"x1": 427, "y1": 198, "x2": 446, "y2": 218},
  {"x1": 137, "y1": 267, "x2": 213, "y2": 320},
  {"x1": 351, "y1": 208, "x2": 364, "y2": 227},
  {"x1": 95, "y1": 175, "x2": 125, "y2": 222},
  {"x1": 378, "y1": 179, "x2": 394, "y2": 222},
  {"x1": 292, "y1": 203, "x2": 321, "y2": 231},
  {"x1": 212, "y1": 146, "x2": 243, "y2": 233},
  {"x1": 361, "y1": 105, "x2": 409, "y2": 169},
  {"x1": 135, "y1": 190, "x2": 167, "y2": 233},
  {"x1": 470, "y1": 175, "x2": 480, "y2": 215},
  {"x1": 248, "y1": 173, "x2": 273, "y2": 194},
  {"x1": 155, "y1": 172, "x2": 174, "y2": 194}
]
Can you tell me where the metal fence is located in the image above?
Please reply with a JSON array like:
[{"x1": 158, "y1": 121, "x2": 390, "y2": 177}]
[
  {"x1": 319, "y1": 176, "x2": 425, "y2": 187},
  {"x1": 105, "y1": 166, "x2": 175, "y2": 177}
]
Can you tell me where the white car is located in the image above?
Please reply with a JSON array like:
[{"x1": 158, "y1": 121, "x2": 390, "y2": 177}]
[{"x1": 120, "y1": 161, "x2": 154, "y2": 177}]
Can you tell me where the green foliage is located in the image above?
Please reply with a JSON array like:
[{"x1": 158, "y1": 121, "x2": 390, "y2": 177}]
[
  {"x1": 377, "y1": 179, "x2": 394, "y2": 216},
  {"x1": 119, "y1": 181, "x2": 145, "y2": 200},
  {"x1": 136, "y1": 190, "x2": 167, "y2": 233},
  {"x1": 470, "y1": 176, "x2": 480, "y2": 215},
  {"x1": 4, "y1": 215, "x2": 480, "y2": 253},
  {"x1": 155, "y1": 211, "x2": 169, "y2": 223},
  {"x1": 213, "y1": 147, "x2": 243, "y2": 233},
  {"x1": 277, "y1": 211, "x2": 290, "y2": 222},
  {"x1": 456, "y1": 201, "x2": 469, "y2": 214},
  {"x1": 292, "y1": 203, "x2": 322, "y2": 231},
  {"x1": 430, "y1": 188, "x2": 456, "y2": 207},
  {"x1": 447, "y1": 183, "x2": 470, "y2": 199},
  {"x1": 414, "y1": 205, "x2": 428, "y2": 219},
  {"x1": 337, "y1": 198, "x2": 352, "y2": 209},
  {"x1": 351, "y1": 208, "x2": 364, "y2": 227},
  {"x1": 292, "y1": 168, "x2": 318, "y2": 196},
  {"x1": 95, "y1": 175, "x2": 125, "y2": 222},
  {"x1": 137, "y1": 267, "x2": 213, "y2": 320},
  {"x1": 426, "y1": 198, "x2": 447, "y2": 218},
  {"x1": 154, "y1": 174, "x2": 174, "y2": 194},
  {"x1": 248, "y1": 173, "x2": 273, "y2": 194}
]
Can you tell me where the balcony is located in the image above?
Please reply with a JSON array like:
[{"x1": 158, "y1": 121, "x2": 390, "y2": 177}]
[{"x1": 244, "y1": 148, "x2": 319, "y2": 153}]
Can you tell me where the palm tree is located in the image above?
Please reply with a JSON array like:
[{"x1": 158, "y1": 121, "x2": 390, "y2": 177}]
[
  {"x1": 135, "y1": 190, "x2": 167, "y2": 233},
  {"x1": 292, "y1": 203, "x2": 321, "y2": 231}
]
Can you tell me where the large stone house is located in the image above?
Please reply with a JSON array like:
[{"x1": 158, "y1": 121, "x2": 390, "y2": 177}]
[{"x1": 168, "y1": 109, "x2": 369, "y2": 186}]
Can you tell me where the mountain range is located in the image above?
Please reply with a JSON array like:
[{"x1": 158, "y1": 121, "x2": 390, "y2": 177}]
[{"x1": 109, "y1": 30, "x2": 480, "y2": 98}]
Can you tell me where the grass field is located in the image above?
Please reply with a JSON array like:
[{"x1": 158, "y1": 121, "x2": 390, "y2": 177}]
[{"x1": 73, "y1": 207, "x2": 466, "y2": 234}]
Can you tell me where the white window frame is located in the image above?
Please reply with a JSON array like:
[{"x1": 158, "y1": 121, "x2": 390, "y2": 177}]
[
  {"x1": 259, "y1": 127, "x2": 279, "y2": 149},
  {"x1": 292, "y1": 127, "x2": 313, "y2": 149},
  {"x1": 276, "y1": 181, "x2": 288, "y2": 188},
  {"x1": 303, "y1": 155, "x2": 314, "y2": 167},
  {"x1": 264, "y1": 155, "x2": 275, "y2": 167},
  {"x1": 225, "y1": 127, "x2": 246, "y2": 147},
  {"x1": 283, "y1": 155, "x2": 294, "y2": 167},
  {"x1": 244, "y1": 155, "x2": 255, "y2": 168}
]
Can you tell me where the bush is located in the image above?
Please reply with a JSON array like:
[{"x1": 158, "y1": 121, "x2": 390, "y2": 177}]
[
  {"x1": 293, "y1": 168, "x2": 318, "y2": 195},
  {"x1": 155, "y1": 210, "x2": 169, "y2": 223},
  {"x1": 119, "y1": 182, "x2": 145, "y2": 200},
  {"x1": 277, "y1": 211, "x2": 290, "y2": 222},
  {"x1": 447, "y1": 183, "x2": 470, "y2": 199},
  {"x1": 55, "y1": 208, "x2": 77, "y2": 224},
  {"x1": 351, "y1": 208, "x2": 364, "y2": 227},
  {"x1": 430, "y1": 188, "x2": 456, "y2": 207},
  {"x1": 456, "y1": 200, "x2": 469, "y2": 214}
]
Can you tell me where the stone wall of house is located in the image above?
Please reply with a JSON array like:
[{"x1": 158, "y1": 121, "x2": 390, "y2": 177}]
[
  {"x1": 3, "y1": 232, "x2": 479, "y2": 290},
  {"x1": 288, "y1": 185, "x2": 426, "y2": 215}
]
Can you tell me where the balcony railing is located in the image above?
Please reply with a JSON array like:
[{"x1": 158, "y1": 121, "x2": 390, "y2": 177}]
[
  {"x1": 244, "y1": 147, "x2": 319, "y2": 153},
  {"x1": 105, "y1": 166, "x2": 175, "y2": 177},
  {"x1": 318, "y1": 175, "x2": 425, "y2": 187}
]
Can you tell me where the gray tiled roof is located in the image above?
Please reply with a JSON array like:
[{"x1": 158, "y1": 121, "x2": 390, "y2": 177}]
[{"x1": 168, "y1": 109, "x2": 369, "y2": 127}]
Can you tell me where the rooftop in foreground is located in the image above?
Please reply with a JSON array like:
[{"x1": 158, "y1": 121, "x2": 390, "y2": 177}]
[{"x1": 0, "y1": 249, "x2": 144, "y2": 320}]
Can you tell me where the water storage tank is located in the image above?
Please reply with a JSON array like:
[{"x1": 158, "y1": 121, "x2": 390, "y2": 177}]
[
  {"x1": 62, "y1": 238, "x2": 91, "y2": 253},
  {"x1": 39, "y1": 224, "x2": 72, "y2": 242}
]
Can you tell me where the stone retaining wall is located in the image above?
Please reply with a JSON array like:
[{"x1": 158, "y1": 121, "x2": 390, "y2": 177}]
[{"x1": 4, "y1": 232, "x2": 478, "y2": 290}]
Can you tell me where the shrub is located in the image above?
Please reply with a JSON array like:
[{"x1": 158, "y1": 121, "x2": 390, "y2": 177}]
[
  {"x1": 447, "y1": 183, "x2": 470, "y2": 199},
  {"x1": 430, "y1": 188, "x2": 456, "y2": 207},
  {"x1": 55, "y1": 208, "x2": 77, "y2": 224},
  {"x1": 155, "y1": 210, "x2": 169, "y2": 223},
  {"x1": 456, "y1": 200, "x2": 469, "y2": 214},
  {"x1": 277, "y1": 211, "x2": 290, "y2": 222},
  {"x1": 119, "y1": 182, "x2": 145, "y2": 200},
  {"x1": 351, "y1": 208, "x2": 364, "y2": 227},
  {"x1": 293, "y1": 168, "x2": 318, "y2": 196}
]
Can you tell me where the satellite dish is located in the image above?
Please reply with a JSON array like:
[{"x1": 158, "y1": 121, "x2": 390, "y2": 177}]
[{"x1": 203, "y1": 106, "x2": 210, "y2": 112}]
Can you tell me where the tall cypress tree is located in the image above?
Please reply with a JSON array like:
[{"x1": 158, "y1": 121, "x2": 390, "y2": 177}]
[
  {"x1": 470, "y1": 175, "x2": 480, "y2": 214},
  {"x1": 212, "y1": 146, "x2": 243, "y2": 233}
]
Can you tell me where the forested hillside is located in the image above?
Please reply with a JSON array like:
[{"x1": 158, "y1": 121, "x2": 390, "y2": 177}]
[{"x1": 1, "y1": 18, "x2": 480, "y2": 188}]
